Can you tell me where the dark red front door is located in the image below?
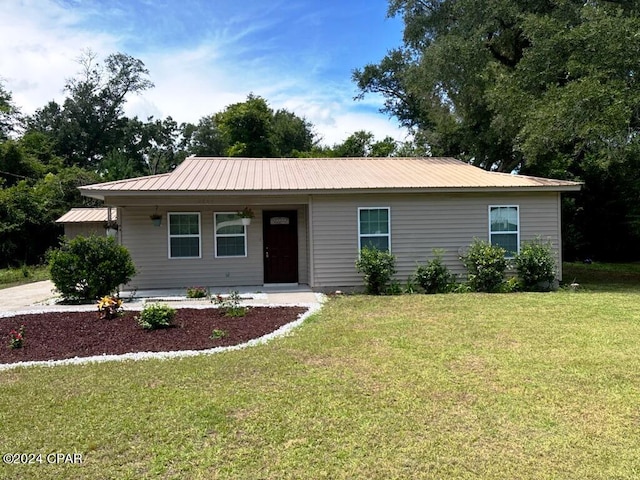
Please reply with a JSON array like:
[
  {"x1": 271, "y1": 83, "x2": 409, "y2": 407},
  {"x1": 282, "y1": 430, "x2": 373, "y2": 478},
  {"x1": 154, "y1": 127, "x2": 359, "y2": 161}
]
[{"x1": 263, "y1": 211, "x2": 298, "y2": 283}]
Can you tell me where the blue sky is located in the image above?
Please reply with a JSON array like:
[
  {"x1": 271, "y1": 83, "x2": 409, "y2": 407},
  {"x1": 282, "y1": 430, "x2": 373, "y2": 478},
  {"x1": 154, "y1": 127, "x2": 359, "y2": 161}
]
[{"x1": 0, "y1": 0, "x2": 406, "y2": 146}]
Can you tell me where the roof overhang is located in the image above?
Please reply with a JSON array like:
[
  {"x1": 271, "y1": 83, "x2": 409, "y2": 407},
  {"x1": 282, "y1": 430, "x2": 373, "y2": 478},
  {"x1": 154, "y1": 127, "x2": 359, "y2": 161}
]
[{"x1": 80, "y1": 184, "x2": 582, "y2": 201}]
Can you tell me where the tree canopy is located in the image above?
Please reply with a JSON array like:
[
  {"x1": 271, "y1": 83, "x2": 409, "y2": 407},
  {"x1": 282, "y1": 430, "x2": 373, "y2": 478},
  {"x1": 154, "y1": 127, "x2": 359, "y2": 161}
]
[
  {"x1": 354, "y1": 0, "x2": 640, "y2": 260},
  {"x1": 180, "y1": 95, "x2": 317, "y2": 158},
  {"x1": 0, "y1": 55, "x2": 399, "y2": 266}
]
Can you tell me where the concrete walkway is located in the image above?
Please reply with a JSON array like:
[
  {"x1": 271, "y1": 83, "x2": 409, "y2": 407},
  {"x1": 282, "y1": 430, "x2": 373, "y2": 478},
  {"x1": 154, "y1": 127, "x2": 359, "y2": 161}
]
[
  {"x1": 0, "y1": 281, "x2": 322, "y2": 314},
  {"x1": 0, "y1": 280, "x2": 58, "y2": 312}
]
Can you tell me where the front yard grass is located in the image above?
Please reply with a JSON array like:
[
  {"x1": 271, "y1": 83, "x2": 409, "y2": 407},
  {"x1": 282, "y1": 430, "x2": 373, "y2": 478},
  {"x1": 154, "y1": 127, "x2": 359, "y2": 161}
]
[
  {"x1": 0, "y1": 265, "x2": 49, "y2": 289},
  {"x1": 563, "y1": 261, "x2": 640, "y2": 291},
  {"x1": 1, "y1": 282, "x2": 639, "y2": 478}
]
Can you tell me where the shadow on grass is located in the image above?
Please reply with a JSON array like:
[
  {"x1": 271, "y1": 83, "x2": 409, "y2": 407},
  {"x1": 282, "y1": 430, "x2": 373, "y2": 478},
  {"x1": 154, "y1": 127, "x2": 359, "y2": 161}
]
[{"x1": 563, "y1": 262, "x2": 640, "y2": 293}]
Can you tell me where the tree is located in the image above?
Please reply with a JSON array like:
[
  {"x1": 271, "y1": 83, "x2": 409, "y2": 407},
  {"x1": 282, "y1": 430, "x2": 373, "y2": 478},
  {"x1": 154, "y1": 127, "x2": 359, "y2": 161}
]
[
  {"x1": 0, "y1": 82, "x2": 21, "y2": 141},
  {"x1": 272, "y1": 109, "x2": 315, "y2": 156},
  {"x1": 180, "y1": 116, "x2": 226, "y2": 157},
  {"x1": 333, "y1": 130, "x2": 375, "y2": 157},
  {"x1": 28, "y1": 50, "x2": 154, "y2": 168},
  {"x1": 355, "y1": 1, "x2": 640, "y2": 260},
  {"x1": 321, "y1": 131, "x2": 402, "y2": 157},
  {"x1": 212, "y1": 94, "x2": 316, "y2": 157},
  {"x1": 215, "y1": 94, "x2": 276, "y2": 157}
]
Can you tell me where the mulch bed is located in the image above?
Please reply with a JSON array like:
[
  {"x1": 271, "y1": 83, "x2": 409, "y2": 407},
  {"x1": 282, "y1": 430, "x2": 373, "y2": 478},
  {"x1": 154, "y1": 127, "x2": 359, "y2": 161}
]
[{"x1": 0, "y1": 307, "x2": 307, "y2": 364}]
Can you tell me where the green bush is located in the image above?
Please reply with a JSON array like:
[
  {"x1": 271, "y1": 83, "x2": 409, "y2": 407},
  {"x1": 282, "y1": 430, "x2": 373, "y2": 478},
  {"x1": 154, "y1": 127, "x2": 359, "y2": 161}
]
[
  {"x1": 48, "y1": 235, "x2": 136, "y2": 301},
  {"x1": 461, "y1": 239, "x2": 508, "y2": 292},
  {"x1": 415, "y1": 251, "x2": 455, "y2": 294},
  {"x1": 355, "y1": 247, "x2": 397, "y2": 295},
  {"x1": 186, "y1": 286, "x2": 208, "y2": 298},
  {"x1": 137, "y1": 303, "x2": 176, "y2": 330},
  {"x1": 515, "y1": 238, "x2": 556, "y2": 291}
]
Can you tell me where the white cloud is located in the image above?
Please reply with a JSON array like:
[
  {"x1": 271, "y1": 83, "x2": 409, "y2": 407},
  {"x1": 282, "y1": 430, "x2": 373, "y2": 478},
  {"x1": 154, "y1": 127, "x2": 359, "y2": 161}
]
[
  {"x1": 0, "y1": 0, "x2": 408, "y2": 147},
  {"x1": 0, "y1": 0, "x2": 119, "y2": 112}
]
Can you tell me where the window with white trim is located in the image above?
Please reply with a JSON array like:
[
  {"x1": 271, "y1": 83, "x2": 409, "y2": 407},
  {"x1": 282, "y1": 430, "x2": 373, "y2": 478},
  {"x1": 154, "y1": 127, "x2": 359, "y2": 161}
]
[
  {"x1": 358, "y1": 207, "x2": 391, "y2": 251},
  {"x1": 214, "y1": 213, "x2": 247, "y2": 257},
  {"x1": 168, "y1": 213, "x2": 201, "y2": 258},
  {"x1": 489, "y1": 205, "x2": 519, "y2": 257}
]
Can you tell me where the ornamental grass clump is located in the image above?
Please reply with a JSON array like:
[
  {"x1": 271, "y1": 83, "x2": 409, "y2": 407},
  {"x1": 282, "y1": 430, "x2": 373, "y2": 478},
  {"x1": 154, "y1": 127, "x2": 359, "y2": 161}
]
[{"x1": 137, "y1": 303, "x2": 176, "y2": 330}]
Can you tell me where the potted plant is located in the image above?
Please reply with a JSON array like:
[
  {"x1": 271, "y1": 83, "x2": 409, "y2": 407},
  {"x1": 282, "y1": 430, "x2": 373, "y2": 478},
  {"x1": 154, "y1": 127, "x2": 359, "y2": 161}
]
[
  {"x1": 104, "y1": 220, "x2": 119, "y2": 238},
  {"x1": 150, "y1": 213, "x2": 162, "y2": 227},
  {"x1": 238, "y1": 207, "x2": 254, "y2": 226}
]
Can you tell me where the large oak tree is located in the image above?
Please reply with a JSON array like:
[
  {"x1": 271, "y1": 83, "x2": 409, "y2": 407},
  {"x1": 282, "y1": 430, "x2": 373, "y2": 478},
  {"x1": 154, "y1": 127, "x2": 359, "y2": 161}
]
[{"x1": 354, "y1": 0, "x2": 640, "y2": 260}]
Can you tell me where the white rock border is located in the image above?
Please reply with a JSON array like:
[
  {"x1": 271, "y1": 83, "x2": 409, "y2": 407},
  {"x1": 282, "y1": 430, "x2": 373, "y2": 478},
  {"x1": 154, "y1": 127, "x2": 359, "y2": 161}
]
[{"x1": 0, "y1": 303, "x2": 322, "y2": 372}]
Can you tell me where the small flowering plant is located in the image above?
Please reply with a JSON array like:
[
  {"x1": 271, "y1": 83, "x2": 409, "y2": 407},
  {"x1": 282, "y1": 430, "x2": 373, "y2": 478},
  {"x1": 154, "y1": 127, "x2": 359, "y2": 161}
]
[
  {"x1": 97, "y1": 295, "x2": 124, "y2": 320},
  {"x1": 8, "y1": 325, "x2": 25, "y2": 349},
  {"x1": 237, "y1": 207, "x2": 255, "y2": 219},
  {"x1": 211, "y1": 290, "x2": 247, "y2": 317}
]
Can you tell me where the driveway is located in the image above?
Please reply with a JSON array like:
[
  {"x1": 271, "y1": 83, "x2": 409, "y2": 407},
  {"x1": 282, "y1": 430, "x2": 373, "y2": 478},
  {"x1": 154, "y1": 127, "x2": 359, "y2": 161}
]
[
  {"x1": 0, "y1": 281, "x2": 322, "y2": 313},
  {"x1": 0, "y1": 281, "x2": 58, "y2": 312}
]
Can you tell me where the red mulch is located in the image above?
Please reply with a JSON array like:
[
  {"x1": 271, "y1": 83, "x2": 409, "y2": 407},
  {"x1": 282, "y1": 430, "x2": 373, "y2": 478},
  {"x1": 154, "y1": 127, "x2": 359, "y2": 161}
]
[{"x1": 0, "y1": 307, "x2": 307, "y2": 364}]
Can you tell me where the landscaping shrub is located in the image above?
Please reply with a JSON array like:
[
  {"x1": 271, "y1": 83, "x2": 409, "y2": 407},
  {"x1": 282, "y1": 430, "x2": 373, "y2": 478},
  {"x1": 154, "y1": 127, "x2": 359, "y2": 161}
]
[
  {"x1": 48, "y1": 235, "x2": 136, "y2": 301},
  {"x1": 515, "y1": 238, "x2": 556, "y2": 291},
  {"x1": 212, "y1": 291, "x2": 247, "y2": 317},
  {"x1": 461, "y1": 239, "x2": 508, "y2": 292},
  {"x1": 137, "y1": 303, "x2": 176, "y2": 330},
  {"x1": 186, "y1": 286, "x2": 208, "y2": 298},
  {"x1": 355, "y1": 246, "x2": 397, "y2": 295},
  {"x1": 386, "y1": 279, "x2": 403, "y2": 295},
  {"x1": 415, "y1": 250, "x2": 455, "y2": 294},
  {"x1": 210, "y1": 329, "x2": 227, "y2": 340}
]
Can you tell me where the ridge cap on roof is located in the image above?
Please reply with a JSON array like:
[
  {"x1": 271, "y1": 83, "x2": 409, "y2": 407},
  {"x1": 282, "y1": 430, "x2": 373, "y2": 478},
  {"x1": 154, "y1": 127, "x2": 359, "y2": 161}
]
[{"x1": 185, "y1": 156, "x2": 461, "y2": 161}]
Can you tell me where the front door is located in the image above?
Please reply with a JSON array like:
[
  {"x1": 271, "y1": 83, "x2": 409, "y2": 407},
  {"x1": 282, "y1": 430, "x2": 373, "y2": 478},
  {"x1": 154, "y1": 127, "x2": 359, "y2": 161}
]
[{"x1": 263, "y1": 210, "x2": 298, "y2": 283}]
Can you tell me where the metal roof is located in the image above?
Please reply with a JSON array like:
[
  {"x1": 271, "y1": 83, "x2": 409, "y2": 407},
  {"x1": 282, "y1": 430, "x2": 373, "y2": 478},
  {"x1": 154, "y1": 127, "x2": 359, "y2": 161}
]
[
  {"x1": 55, "y1": 208, "x2": 117, "y2": 223},
  {"x1": 79, "y1": 157, "x2": 582, "y2": 199}
]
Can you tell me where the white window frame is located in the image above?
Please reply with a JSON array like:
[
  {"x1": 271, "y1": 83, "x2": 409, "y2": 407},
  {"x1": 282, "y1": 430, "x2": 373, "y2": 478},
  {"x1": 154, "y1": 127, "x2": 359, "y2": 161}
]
[
  {"x1": 358, "y1": 207, "x2": 391, "y2": 252},
  {"x1": 488, "y1": 205, "x2": 520, "y2": 258},
  {"x1": 168, "y1": 212, "x2": 201, "y2": 259},
  {"x1": 214, "y1": 212, "x2": 248, "y2": 258}
]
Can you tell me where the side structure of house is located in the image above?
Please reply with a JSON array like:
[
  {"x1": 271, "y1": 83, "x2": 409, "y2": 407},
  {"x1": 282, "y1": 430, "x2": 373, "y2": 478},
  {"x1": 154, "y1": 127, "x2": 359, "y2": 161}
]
[
  {"x1": 79, "y1": 157, "x2": 581, "y2": 292},
  {"x1": 55, "y1": 207, "x2": 118, "y2": 240}
]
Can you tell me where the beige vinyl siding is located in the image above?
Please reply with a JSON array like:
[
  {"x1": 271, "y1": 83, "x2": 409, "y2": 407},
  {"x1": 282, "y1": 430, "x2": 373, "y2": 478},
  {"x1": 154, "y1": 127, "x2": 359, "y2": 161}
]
[
  {"x1": 310, "y1": 192, "x2": 562, "y2": 289},
  {"x1": 120, "y1": 204, "x2": 308, "y2": 290},
  {"x1": 63, "y1": 223, "x2": 107, "y2": 239}
]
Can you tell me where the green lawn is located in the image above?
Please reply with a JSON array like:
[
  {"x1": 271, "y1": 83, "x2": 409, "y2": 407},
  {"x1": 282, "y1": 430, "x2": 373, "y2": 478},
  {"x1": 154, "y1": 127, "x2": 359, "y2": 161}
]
[
  {"x1": 0, "y1": 265, "x2": 50, "y2": 289},
  {"x1": 1, "y1": 271, "x2": 640, "y2": 478},
  {"x1": 563, "y1": 261, "x2": 640, "y2": 291}
]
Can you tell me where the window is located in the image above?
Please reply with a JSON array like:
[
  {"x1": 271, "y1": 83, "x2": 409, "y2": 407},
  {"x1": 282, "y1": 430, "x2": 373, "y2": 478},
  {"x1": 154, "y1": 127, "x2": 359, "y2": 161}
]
[
  {"x1": 358, "y1": 207, "x2": 391, "y2": 251},
  {"x1": 168, "y1": 213, "x2": 201, "y2": 258},
  {"x1": 489, "y1": 206, "x2": 519, "y2": 257},
  {"x1": 215, "y1": 213, "x2": 247, "y2": 257}
]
